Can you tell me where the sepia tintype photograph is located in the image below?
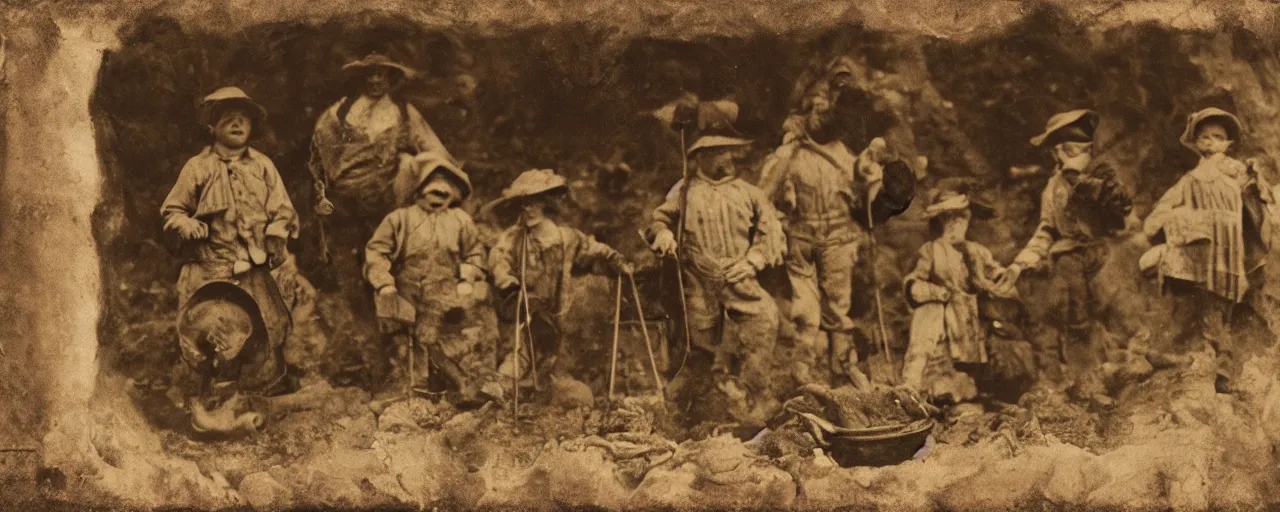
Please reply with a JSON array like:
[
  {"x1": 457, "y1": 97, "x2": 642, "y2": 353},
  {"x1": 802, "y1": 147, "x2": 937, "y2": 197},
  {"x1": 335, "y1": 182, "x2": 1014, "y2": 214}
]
[{"x1": 3, "y1": 0, "x2": 1280, "y2": 510}]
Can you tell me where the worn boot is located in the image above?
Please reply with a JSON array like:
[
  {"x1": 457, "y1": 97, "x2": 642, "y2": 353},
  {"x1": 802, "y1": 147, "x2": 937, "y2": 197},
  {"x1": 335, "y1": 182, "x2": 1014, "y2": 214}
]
[{"x1": 830, "y1": 331, "x2": 871, "y2": 390}]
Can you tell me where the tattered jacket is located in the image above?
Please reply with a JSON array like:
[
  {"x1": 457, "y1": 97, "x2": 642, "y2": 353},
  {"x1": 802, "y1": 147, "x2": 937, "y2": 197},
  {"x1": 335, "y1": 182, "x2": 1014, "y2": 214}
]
[
  {"x1": 489, "y1": 220, "x2": 625, "y2": 317},
  {"x1": 162, "y1": 146, "x2": 299, "y2": 269},
  {"x1": 649, "y1": 173, "x2": 786, "y2": 278},
  {"x1": 364, "y1": 205, "x2": 485, "y2": 300}
]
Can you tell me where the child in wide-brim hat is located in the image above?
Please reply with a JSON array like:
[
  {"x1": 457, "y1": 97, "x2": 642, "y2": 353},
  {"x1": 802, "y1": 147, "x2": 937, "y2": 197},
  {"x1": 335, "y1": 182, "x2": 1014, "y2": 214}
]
[
  {"x1": 486, "y1": 169, "x2": 632, "y2": 388},
  {"x1": 902, "y1": 188, "x2": 1016, "y2": 403}
]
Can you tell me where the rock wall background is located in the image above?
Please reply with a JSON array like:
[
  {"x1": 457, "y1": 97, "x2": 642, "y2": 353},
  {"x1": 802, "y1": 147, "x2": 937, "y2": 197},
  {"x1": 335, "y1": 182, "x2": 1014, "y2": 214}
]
[{"x1": 7, "y1": 0, "x2": 1280, "y2": 509}]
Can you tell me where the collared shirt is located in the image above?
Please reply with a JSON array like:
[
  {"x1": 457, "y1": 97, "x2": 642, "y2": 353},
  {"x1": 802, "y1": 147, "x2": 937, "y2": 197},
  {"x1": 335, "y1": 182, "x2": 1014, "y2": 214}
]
[
  {"x1": 650, "y1": 172, "x2": 786, "y2": 277},
  {"x1": 489, "y1": 219, "x2": 624, "y2": 315},
  {"x1": 162, "y1": 146, "x2": 298, "y2": 268}
]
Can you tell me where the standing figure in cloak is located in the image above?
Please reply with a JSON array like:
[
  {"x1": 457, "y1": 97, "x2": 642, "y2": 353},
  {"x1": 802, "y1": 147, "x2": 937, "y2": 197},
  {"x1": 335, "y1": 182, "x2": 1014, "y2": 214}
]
[
  {"x1": 757, "y1": 68, "x2": 914, "y2": 390},
  {"x1": 310, "y1": 53, "x2": 457, "y2": 386},
  {"x1": 902, "y1": 189, "x2": 1016, "y2": 403},
  {"x1": 1141, "y1": 108, "x2": 1275, "y2": 389},
  {"x1": 648, "y1": 100, "x2": 788, "y2": 426},
  {"x1": 364, "y1": 154, "x2": 501, "y2": 402}
]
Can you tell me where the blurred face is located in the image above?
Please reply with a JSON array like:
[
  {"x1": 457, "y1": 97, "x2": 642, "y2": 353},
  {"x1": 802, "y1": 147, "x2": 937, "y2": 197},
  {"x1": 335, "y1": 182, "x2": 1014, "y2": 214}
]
[
  {"x1": 1053, "y1": 141, "x2": 1094, "y2": 178},
  {"x1": 211, "y1": 108, "x2": 252, "y2": 149},
  {"x1": 521, "y1": 197, "x2": 548, "y2": 226},
  {"x1": 1195, "y1": 122, "x2": 1233, "y2": 157},
  {"x1": 944, "y1": 210, "x2": 971, "y2": 241},
  {"x1": 805, "y1": 95, "x2": 833, "y2": 139},
  {"x1": 364, "y1": 67, "x2": 396, "y2": 98},
  {"x1": 416, "y1": 173, "x2": 458, "y2": 211},
  {"x1": 696, "y1": 148, "x2": 738, "y2": 180}
]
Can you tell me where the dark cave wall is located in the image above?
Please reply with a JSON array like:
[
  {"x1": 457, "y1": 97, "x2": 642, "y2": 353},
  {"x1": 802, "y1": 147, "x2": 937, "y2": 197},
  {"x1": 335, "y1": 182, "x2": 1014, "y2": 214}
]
[{"x1": 90, "y1": 5, "x2": 1280, "y2": 380}]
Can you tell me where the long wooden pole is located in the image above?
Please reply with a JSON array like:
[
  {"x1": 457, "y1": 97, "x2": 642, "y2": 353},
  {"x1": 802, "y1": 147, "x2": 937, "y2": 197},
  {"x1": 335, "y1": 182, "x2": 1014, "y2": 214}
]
[
  {"x1": 672, "y1": 128, "x2": 694, "y2": 377},
  {"x1": 867, "y1": 192, "x2": 893, "y2": 369},
  {"x1": 519, "y1": 234, "x2": 539, "y2": 390},
  {"x1": 608, "y1": 275, "x2": 623, "y2": 403},
  {"x1": 627, "y1": 273, "x2": 666, "y2": 402}
]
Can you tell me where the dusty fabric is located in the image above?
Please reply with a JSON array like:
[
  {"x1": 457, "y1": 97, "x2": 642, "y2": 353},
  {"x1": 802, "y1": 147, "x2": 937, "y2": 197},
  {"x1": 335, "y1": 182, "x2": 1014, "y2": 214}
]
[
  {"x1": 650, "y1": 172, "x2": 784, "y2": 394},
  {"x1": 364, "y1": 205, "x2": 495, "y2": 389},
  {"x1": 1014, "y1": 169, "x2": 1104, "y2": 269},
  {"x1": 1043, "y1": 245, "x2": 1109, "y2": 367},
  {"x1": 312, "y1": 95, "x2": 454, "y2": 214},
  {"x1": 787, "y1": 228, "x2": 860, "y2": 345},
  {"x1": 901, "y1": 330, "x2": 977, "y2": 401},
  {"x1": 649, "y1": 174, "x2": 786, "y2": 277},
  {"x1": 162, "y1": 146, "x2": 300, "y2": 305},
  {"x1": 758, "y1": 138, "x2": 880, "y2": 354},
  {"x1": 490, "y1": 219, "x2": 625, "y2": 317},
  {"x1": 904, "y1": 240, "x2": 1006, "y2": 367},
  {"x1": 490, "y1": 219, "x2": 624, "y2": 379},
  {"x1": 1144, "y1": 158, "x2": 1263, "y2": 303}
]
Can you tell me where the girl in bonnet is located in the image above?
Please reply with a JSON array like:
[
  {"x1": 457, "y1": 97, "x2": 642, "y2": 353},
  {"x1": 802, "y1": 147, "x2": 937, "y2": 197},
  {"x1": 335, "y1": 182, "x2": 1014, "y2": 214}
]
[{"x1": 902, "y1": 188, "x2": 1017, "y2": 402}]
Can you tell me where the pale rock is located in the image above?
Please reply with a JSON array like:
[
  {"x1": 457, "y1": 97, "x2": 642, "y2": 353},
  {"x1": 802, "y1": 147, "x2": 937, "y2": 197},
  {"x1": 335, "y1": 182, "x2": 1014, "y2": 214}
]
[{"x1": 237, "y1": 471, "x2": 293, "y2": 510}]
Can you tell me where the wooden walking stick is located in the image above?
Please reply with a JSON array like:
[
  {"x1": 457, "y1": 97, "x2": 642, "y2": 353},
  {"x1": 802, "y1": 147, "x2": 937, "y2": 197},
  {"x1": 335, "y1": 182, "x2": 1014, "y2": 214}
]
[
  {"x1": 867, "y1": 191, "x2": 893, "y2": 369},
  {"x1": 519, "y1": 230, "x2": 540, "y2": 390},
  {"x1": 627, "y1": 273, "x2": 666, "y2": 403},
  {"x1": 672, "y1": 127, "x2": 695, "y2": 377},
  {"x1": 510, "y1": 299, "x2": 522, "y2": 419},
  {"x1": 608, "y1": 275, "x2": 623, "y2": 403}
]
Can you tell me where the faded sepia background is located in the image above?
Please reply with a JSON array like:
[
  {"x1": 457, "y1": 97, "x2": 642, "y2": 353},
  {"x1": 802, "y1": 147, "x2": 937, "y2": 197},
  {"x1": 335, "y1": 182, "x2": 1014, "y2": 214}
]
[{"x1": 5, "y1": 0, "x2": 1280, "y2": 509}]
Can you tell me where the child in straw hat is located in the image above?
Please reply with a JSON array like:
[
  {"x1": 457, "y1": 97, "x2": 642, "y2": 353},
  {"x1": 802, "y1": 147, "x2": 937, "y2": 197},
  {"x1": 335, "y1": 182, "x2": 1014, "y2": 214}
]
[
  {"x1": 486, "y1": 169, "x2": 634, "y2": 388},
  {"x1": 902, "y1": 189, "x2": 1016, "y2": 402}
]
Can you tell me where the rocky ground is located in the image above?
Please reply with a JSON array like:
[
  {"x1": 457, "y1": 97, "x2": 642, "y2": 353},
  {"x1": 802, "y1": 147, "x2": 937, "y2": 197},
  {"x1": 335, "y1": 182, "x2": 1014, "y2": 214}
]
[{"x1": 13, "y1": 323, "x2": 1279, "y2": 510}]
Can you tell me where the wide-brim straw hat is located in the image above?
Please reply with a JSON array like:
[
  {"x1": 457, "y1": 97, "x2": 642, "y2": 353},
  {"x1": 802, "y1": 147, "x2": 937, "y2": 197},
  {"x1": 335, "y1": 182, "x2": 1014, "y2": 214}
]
[
  {"x1": 178, "y1": 280, "x2": 267, "y2": 366},
  {"x1": 395, "y1": 152, "x2": 473, "y2": 207},
  {"x1": 342, "y1": 53, "x2": 418, "y2": 80},
  {"x1": 481, "y1": 169, "x2": 569, "y2": 216},
  {"x1": 686, "y1": 99, "x2": 753, "y2": 156},
  {"x1": 1180, "y1": 107, "x2": 1242, "y2": 152},
  {"x1": 1030, "y1": 109, "x2": 1100, "y2": 147},
  {"x1": 199, "y1": 86, "x2": 267, "y2": 126}
]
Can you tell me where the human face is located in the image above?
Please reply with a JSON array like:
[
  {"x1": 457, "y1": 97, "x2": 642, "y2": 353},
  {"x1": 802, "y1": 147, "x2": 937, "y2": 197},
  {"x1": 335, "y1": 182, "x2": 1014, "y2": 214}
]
[
  {"x1": 212, "y1": 108, "x2": 252, "y2": 150},
  {"x1": 416, "y1": 174, "x2": 457, "y2": 211},
  {"x1": 1054, "y1": 141, "x2": 1093, "y2": 176},
  {"x1": 364, "y1": 67, "x2": 396, "y2": 98},
  {"x1": 1195, "y1": 122, "x2": 1233, "y2": 157},
  {"x1": 697, "y1": 148, "x2": 737, "y2": 180},
  {"x1": 520, "y1": 198, "x2": 547, "y2": 226},
  {"x1": 942, "y1": 210, "x2": 971, "y2": 243},
  {"x1": 805, "y1": 95, "x2": 833, "y2": 138}
]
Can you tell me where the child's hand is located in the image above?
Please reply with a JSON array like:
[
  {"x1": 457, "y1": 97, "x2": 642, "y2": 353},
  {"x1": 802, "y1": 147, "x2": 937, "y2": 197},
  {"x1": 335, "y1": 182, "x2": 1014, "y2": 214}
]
[
  {"x1": 616, "y1": 261, "x2": 635, "y2": 276},
  {"x1": 169, "y1": 216, "x2": 208, "y2": 240},
  {"x1": 315, "y1": 198, "x2": 335, "y2": 216},
  {"x1": 651, "y1": 230, "x2": 678, "y2": 257},
  {"x1": 459, "y1": 263, "x2": 485, "y2": 282},
  {"x1": 724, "y1": 260, "x2": 757, "y2": 283},
  {"x1": 495, "y1": 274, "x2": 520, "y2": 292}
]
